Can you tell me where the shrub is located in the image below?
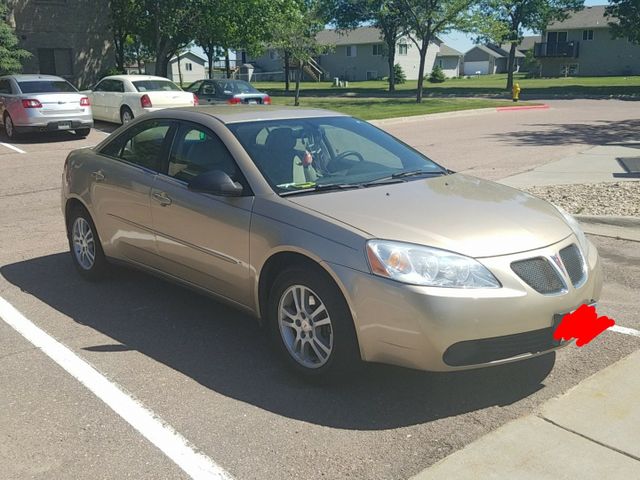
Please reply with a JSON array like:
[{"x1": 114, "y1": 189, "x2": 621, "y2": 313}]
[
  {"x1": 428, "y1": 65, "x2": 446, "y2": 83},
  {"x1": 392, "y1": 63, "x2": 406, "y2": 84}
]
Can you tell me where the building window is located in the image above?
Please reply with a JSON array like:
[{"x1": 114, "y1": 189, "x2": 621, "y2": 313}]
[
  {"x1": 372, "y1": 44, "x2": 383, "y2": 56},
  {"x1": 398, "y1": 43, "x2": 408, "y2": 55},
  {"x1": 346, "y1": 45, "x2": 357, "y2": 57},
  {"x1": 582, "y1": 30, "x2": 594, "y2": 41},
  {"x1": 366, "y1": 71, "x2": 378, "y2": 80},
  {"x1": 37, "y1": 48, "x2": 73, "y2": 77},
  {"x1": 185, "y1": 62, "x2": 193, "y2": 71},
  {"x1": 560, "y1": 63, "x2": 579, "y2": 76},
  {"x1": 438, "y1": 59, "x2": 444, "y2": 68}
]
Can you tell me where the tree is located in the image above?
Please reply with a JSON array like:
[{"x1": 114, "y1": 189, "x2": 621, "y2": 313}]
[
  {"x1": 272, "y1": 1, "x2": 330, "y2": 105},
  {"x1": 473, "y1": 0, "x2": 584, "y2": 90},
  {"x1": 109, "y1": 0, "x2": 142, "y2": 72},
  {"x1": 0, "y1": 3, "x2": 30, "y2": 75},
  {"x1": 398, "y1": 0, "x2": 476, "y2": 103},
  {"x1": 323, "y1": 1, "x2": 405, "y2": 91},
  {"x1": 606, "y1": 0, "x2": 640, "y2": 45},
  {"x1": 428, "y1": 64, "x2": 446, "y2": 82}
]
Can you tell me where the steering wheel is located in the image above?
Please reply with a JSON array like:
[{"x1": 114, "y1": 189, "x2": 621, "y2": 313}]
[{"x1": 333, "y1": 150, "x2": 365, "y2": 163}]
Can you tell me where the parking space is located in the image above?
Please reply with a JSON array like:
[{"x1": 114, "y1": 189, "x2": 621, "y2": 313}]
[{"x1": 1, "y1": 101, "x2": 638, "y2": 480}]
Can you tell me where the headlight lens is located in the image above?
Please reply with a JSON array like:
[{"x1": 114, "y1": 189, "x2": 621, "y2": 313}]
[
  {"x1": 556, "y1": 207, "x2": 589, "y2": 255},
  {"x1": 366, "y1": 240, "x2": 500, "y2": 288}
]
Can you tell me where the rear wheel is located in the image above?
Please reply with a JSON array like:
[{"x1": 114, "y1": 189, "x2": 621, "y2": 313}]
[
  {"x1": 67, "y1": 205, "x2": 108, "y2": 280},
  {"x1": 75, "y1": 127, "x2": 91, "y2": 137},
  {"x1": 3, "y1": 113, "x2": 17, "y2": 140},
  {"x1": 120, "y1": 107, "x2": 134, "y2": 125},
  {"x1": 268, "y1": 266, "x2": 361, "y2": 379}
]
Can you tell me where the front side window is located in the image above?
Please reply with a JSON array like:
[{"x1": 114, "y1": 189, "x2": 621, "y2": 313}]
[
  {"x1": 132, "y1": 80, "x2": 181, "y2": 92},
  {"x1": 228, "y1": 116, "x2": 445, "y2": 194},
  {"x1": 185, "y1": 80, "x2": 203, "y2": 92},
  {"x1": 167, "y1": 124, "x2": 240, "y2": 184},
  {"x1": 18, "y1": 80, "x2": 77, "y2": 93},
  {"x1": 100, "y1": 120, "x2": 173, "y2": 172}
]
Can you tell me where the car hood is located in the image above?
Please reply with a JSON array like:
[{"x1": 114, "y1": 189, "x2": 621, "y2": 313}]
[{"x1": 286, "y1": 174, "x2": 573, "y2": 258}]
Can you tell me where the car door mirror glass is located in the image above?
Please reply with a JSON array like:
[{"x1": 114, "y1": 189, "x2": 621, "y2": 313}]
[{"x1": 188, "y1": 170, "x2": 243, "y2": 196}]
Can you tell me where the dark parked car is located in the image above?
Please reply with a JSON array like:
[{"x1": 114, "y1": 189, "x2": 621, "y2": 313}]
[{"x1": 185, "y1": 79, "x2": 271, "y2": 105}]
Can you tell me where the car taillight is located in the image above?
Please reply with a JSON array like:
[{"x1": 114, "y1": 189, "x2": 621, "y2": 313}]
[
  {"x1": 140, "y1": 94, "x2": 152, "y2": 108},
  {"x1": 263, "y1": 95, "x2": 271, "y2": 105},
  {"x1": 22, "y1": 99, "x2": 42, "y2": 108},
  {"x1": 227, "y1": 97, "x2": 242, "y2": 105},
  {"x1": 80, "y1": 97, "x2": 90, "y2": 106},
  {"x1": 193, "y1": 93, "x2": 199, "y2": 106}
]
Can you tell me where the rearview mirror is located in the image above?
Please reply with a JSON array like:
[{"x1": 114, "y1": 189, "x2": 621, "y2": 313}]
[{"x1": 188, "y1": 170, "x2": 243, "y2": 196}]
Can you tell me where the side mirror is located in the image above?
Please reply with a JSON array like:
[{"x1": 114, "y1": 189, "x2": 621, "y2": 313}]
[{"x1": 188, "y1": 170, "x2": 243, "y2": 196}]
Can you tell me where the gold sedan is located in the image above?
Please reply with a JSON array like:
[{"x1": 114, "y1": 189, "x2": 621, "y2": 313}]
[{"x1": 61, "y1": 106, "x2": 602, "y2": 379}]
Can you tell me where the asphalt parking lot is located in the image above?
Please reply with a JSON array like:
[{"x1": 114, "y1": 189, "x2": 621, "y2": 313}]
[{"x1": 1, "y1": 101, "x2": 639, "y2": 480}]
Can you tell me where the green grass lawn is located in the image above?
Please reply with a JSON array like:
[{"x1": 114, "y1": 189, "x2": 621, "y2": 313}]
[
  {"x1": 254, "y1": 73, "x2": 640, "y2": 98},
  {"x1": 269, "y1": 96, "x2": 535, "y2": 120}
]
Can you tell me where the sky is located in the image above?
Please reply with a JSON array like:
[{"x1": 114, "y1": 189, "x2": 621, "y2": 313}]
[{"x1": 441, "y1": 0, "x2": 608, "y2": 53}]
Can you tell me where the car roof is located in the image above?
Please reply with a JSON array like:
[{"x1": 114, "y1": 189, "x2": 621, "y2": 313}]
[
  {"x1": 167, "y1": 105, "x2": 349, "y2": 124},
  {"x1": 1, "y1": 74, "x2": 67, "y2": 82},
  {"x1": 101, "y1": 75, "x2": 176, "y2": 82}
]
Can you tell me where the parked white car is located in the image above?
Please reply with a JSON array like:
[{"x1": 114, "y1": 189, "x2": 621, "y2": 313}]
[{"x1": 85, "y1": 75, "x2": 197, "y2": 124}]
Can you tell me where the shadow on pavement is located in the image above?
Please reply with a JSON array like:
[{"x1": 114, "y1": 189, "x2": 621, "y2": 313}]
[
  {"x1": 1, "y1": 253, "x2": 555, "y2": 430},
  {"x1": 492, "y1": 118, "x2": 640, "y2": 147}
]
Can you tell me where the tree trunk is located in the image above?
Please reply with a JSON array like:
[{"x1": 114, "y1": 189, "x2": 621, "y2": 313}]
[
  {"x1": 284, "y1": 50, "x2": 290, "y2": 92},
  {"x1": 225, "y1": 49, "x2": 231, "y2": 79},
  {"x1": 386, "y1": 40, "x2": 396, "y2": 92},
  {"x1": 204, "y1": 45, "x2": 214, "y2": 79},
  {"x1": 416, "y1": 43, "x2": 428, "y2": 103},
  {"x1": 294, "y1": 61, "x2": 303, "y2": 106},
  {"x1": 506, "y1": 43, "x2": 517, "y2": 90},
  {"x1": 114, "y1": 33, "x2": 125, "y2": 71},
  {"x1": 177, "y1": 54, "x2": 183, "y2": 86}
]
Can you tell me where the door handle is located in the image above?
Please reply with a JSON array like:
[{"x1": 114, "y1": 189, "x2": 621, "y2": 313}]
[
  {"x1": 91, "y1": 170, "x2": 105, "y2": 182},
  {"x1": 152, "y1": 191, "x2": 172, "y2": 206}
]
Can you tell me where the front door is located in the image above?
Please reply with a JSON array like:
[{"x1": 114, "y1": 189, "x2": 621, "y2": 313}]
[
  {"x1": 92, "y1": 119, "x2": 175, "y2": 265},
  {"x1": 150, "y1": 121, "x2": 254, "y2": 306}
]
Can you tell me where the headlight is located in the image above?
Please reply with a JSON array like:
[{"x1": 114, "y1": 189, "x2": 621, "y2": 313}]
[
  {"x1": 556, "y1": 206, "x2": 589, "y2": 255},
  {"x1": 366, "y1": 240, "x2": 501, "y2": 288}
]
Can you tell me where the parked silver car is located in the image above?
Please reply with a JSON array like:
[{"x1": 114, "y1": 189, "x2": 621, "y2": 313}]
[
  {"x1": 61, "y1": 106, "x2": 602, "y2": 379},
  {"x1": 0, "y1": 74, "x2": 93, "y2": 139}
]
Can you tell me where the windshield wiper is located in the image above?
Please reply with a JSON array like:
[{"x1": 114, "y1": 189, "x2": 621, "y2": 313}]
[
  {"x1": 391, "y1": 169, "x2": 448, "y2": 179},
  {"x1": 280, "y1": 183, "x2": 362, "y2": 196}
]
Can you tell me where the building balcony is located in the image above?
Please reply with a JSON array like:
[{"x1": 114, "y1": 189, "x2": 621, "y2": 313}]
[{"x1": 533, "y1": 41, "x2": 580, "y2": 58}]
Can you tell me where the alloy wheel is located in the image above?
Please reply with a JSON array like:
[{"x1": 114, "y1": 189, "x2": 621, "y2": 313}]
[
  {"x1": 72, "y1": 217, "x2": 96, "y2": 270},
  {"x1": 278, "y1": 285, "x2": 333, "y2": 368}
]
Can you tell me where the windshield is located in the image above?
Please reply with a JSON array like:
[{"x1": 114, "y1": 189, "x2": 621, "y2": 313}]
[
  {"x1": 228, "y1": 116, "x2": 446, "y2": 194},
  {"x1": 18, "y1": 80, "x2": 78, "y2": 94},
  {"x1": 132, "y1": 80, "x2": 182, "y2": 92},
  {"x1": 217, "y1": 80, "x2": 259, "y2": 95}
]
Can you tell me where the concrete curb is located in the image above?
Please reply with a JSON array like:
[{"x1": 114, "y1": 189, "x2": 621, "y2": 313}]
[
  {"x1": 575, "y1": 215, "x2": 640, "y2": 228},
  {"x1": 496, "y1": 104, "x2": 550, "y2": 112},
  {"x1": 370, "y1": 107, "x2": 498, "y2": 126}
]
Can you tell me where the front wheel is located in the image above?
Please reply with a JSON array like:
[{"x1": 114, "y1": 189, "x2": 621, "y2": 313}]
[
  {"x1": 67, "y1": 206, "x2": 108, "y2": 280},
  {"x1": 268, "y1": 267, "x2": 361, "y2": 379}
]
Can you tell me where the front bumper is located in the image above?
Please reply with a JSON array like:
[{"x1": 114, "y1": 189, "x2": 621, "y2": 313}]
[{"x1": 329, "y1": 235, "x2": 602, "y2": 372}]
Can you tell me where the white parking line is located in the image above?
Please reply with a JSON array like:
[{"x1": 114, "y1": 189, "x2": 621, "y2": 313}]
[
  {"x1": 610, "y1": 325, "x2": 640, "y2": 338},
  {"x1": 0, "y1": 296, "x2": 232, "y2": 480},
  {"x1": 0, "y1": 142, "x2": 26, "y2": 154}
]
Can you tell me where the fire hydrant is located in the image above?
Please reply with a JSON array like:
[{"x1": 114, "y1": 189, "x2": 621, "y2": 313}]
[{"x1": 512, "y1": 82, "x2": 521, "y2": 102}]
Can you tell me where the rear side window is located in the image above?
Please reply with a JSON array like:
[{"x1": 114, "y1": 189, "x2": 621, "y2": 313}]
[
  {"x1": 18, "y1": 80, "x2": 77, "y2": 93},
  {"x1": 133, "y1": 80, "x2": 181, "y2": 92},
  {"x1": 100, "y1": 120, "x2": 174, "y2": 172},
  {"x1": 0, "y1": 80, "x2": 12, "y2": 94}
]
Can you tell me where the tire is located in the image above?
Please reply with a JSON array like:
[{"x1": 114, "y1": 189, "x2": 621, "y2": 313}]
[
  {"x1": 267, "y1": 266, "x2": 361, "y2": 379},
  {"x1": 75, "y1": 127, "x2": 91, "y2": 137},
  {"x1": 67, "y1": 205, "x2": 108, "y2": 280},
  {"x1": 3, "y1": 113, "x2": 17, "y2": 140},
  {"x1": 120, "y1": 106, "x2": 134, "y2": 125}
]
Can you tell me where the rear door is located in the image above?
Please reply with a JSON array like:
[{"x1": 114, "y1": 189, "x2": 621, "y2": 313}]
[
  {"x1": 92, "y1": 119, "x2": 176, "y2": 266},
  {"x1": 149, "y1": 121, "x2": 253, "y2": 305},
  {"x1": 0, "y1": 79, "x2": 13, "y2": 120}
]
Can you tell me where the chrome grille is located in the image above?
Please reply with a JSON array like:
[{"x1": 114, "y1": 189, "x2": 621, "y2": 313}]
[
  {"x1": 560, "y1": 244, "x2": 585, "y2": 287},
  {"x1": 511, "y1": 257, "x2": 565, "y2": 294}
]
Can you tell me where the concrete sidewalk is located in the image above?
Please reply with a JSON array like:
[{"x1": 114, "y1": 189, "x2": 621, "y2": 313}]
[
  {"x1": 499, "y1": 144, "x2": 640, "y2": 188},
  {"x1": 412, "y1": 350, "x2": 640, "y2": 479}
]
